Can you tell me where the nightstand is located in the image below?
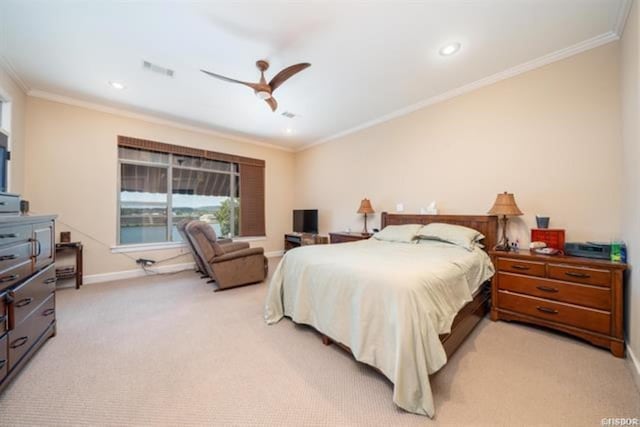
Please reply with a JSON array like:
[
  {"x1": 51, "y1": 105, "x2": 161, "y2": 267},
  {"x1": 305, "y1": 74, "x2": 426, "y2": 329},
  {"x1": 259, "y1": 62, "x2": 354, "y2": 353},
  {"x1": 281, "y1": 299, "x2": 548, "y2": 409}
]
[
  {"x1": 490, "y1": 250, "x2": 627, "y2": 357},
  {"x1": 329, "y1": 232, "x2": 373, "y2": 244}
]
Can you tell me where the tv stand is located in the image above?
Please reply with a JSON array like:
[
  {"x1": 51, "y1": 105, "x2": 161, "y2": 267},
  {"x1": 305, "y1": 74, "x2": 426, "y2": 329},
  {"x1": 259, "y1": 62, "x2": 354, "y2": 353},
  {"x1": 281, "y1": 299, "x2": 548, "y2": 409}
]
[{"x1": 284, "y1": 233, "x2": 328, "y2": 252}]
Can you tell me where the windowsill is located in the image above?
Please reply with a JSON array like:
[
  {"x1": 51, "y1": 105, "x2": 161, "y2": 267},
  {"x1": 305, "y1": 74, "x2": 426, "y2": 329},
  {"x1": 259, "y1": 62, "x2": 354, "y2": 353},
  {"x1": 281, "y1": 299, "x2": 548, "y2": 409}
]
[
  {"x1": 110, "y1": 236, "x2": 267, "y2": 254},
  {"x1": 111, "y1": 241, "x2": 186, "y2": 253}
]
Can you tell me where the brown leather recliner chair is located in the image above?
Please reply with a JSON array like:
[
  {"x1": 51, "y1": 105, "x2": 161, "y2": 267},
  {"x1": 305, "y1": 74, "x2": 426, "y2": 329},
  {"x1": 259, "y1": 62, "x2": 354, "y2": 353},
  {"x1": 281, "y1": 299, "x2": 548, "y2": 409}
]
[
  {"x1": 185, "y1": 220, "x2": 267, "y2": 291},
  {"x1": 176, "y1": 219, "x2": 251, "y2": 280}
]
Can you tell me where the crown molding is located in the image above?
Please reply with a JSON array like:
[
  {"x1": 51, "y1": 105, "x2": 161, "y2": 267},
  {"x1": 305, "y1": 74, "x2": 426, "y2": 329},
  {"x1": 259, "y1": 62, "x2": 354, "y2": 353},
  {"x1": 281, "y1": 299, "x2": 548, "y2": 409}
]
[
  {"x1": 614, "y1": 0, "x2": 634, "y2": 37},
  {"x1": 0, "y1": 54, "x2": 30, "y2": 94},
  {"x1": 296, "y1": 31, "x2": 620, "y2": 152},
  {"x1": 27, "y1": 89, "x2": 294, "y2": 153}
]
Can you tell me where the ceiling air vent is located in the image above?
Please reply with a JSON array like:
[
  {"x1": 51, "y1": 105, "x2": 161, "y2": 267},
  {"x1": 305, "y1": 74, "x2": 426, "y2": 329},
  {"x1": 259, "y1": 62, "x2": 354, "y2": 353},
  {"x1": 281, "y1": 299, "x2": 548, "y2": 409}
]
[
  {"x1": 281, "y1": 111, "x2": 296, "y2": 119},
  {"x1": 143, "y1": 61, "x2": 174, "y2": 77}
]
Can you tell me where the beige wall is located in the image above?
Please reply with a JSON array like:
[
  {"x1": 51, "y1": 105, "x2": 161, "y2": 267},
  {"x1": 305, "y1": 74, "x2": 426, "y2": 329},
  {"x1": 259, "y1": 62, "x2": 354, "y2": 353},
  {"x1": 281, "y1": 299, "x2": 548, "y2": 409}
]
[
  {"x1": 295, "y1": 43, "x2": 622, "y2": 248},
  {"x1": 621, "y1": 0, "x2": 640, "y2": 375},
  {"x1": 0, "y1": 66, "x2": 27, "y2": 194},
  {"x1": 24, "y1": 97, "x2": 295, "y2": 276}
]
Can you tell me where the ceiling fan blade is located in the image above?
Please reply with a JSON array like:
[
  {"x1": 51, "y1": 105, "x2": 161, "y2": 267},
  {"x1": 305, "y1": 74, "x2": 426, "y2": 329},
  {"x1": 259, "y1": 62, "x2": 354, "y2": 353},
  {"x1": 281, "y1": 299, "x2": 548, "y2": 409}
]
[
  {"x1": 265, "y1": 97, "x2": 278, "y2": 112},
  {"x1": 201, "y1": 69, "x2": 260, "y2": 90},
  {"x1": 268, "y1": 63, "x2": 311, "y2": 92}
]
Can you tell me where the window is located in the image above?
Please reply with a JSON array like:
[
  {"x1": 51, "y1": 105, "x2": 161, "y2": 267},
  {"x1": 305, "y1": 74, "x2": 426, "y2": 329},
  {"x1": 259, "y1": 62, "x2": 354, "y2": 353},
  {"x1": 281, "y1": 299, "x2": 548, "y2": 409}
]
[{"x1": 117, "y1": 136, "x2": 264, "y2": 246}]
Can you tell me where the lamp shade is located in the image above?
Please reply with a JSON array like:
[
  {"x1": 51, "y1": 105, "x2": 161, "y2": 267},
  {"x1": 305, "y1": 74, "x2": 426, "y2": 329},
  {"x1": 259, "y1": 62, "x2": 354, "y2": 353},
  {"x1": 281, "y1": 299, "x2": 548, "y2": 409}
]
[
  {"x1": 488, "y1": 192, "x2": 523, "y2": 216},
  {"x1": 357, "y1": 198, "x2": 375, "y2": 214}
]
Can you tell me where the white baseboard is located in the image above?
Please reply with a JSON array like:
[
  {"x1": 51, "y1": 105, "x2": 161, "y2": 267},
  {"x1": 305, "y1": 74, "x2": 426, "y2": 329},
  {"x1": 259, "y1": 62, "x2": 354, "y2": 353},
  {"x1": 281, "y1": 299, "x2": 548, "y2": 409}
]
[
  {"x1": 83, "y1": 262, "x2": 196, "y2": 285},
  {"x1": 265, "y1": 250, "x2": 284, "y2": 258},
  {"x1": 628, "y1": 345, "x2": 640, "y2": 392},
  {"x1": 83, "y1": 251, "x2": 283, "y2": 285}
]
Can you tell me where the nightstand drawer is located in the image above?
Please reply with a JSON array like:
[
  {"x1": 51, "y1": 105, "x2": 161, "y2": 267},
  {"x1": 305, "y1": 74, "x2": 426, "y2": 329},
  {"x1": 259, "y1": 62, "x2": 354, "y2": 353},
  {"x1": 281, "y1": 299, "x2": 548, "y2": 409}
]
[
  {"x1": 497, "y1": 272, "x2": 611, "y2": 310},
  {"x1": 329, "y1": 233, "x2": 372, "y2": 244},
  {"x1": 548, "y1": 264, "x2": 611, "y2": 287},
  {"x1": 497, "y1": 258, "x2": 546, "y2": 277},
  {"x1": 498, "y1": 291, "x2": 610, "y2": 335}
]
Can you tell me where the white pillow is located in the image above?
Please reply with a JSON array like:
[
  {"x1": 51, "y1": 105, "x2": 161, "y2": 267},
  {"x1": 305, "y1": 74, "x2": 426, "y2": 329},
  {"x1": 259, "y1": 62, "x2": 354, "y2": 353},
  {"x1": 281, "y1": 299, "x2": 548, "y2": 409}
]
[
  {"x1": 373, "y1": 224, "x2": 422, "y2": 243},
  {"x1": 417, "y1": 223, "x2": 485, "y2": 251}
]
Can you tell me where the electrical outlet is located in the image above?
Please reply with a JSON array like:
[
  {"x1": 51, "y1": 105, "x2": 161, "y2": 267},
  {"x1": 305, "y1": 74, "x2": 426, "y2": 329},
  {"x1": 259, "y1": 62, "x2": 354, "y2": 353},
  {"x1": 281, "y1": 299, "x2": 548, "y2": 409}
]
[{"x1": 396, "y1": 203, "x2": 404, "y2": 212}]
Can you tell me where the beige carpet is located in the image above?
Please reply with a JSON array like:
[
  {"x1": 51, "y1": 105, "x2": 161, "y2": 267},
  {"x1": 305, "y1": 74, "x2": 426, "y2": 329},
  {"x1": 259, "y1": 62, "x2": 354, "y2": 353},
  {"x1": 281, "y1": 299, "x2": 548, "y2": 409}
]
[{"x1": 0, "y1": 257, "x2": 638, "y2": 426}]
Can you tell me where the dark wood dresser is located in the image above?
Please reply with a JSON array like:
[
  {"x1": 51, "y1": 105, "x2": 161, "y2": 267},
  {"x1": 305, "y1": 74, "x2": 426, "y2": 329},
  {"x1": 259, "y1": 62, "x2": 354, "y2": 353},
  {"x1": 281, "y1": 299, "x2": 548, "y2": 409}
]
[
  {"x1": 0, "y1": 213, "x2": 56, "y2": 392},
  {"x1": 490, "y1": 250, "x2": 626, "y2": 357},
  {"x1": 329, "y1": 232, "x2": 373, "y2": 244}
]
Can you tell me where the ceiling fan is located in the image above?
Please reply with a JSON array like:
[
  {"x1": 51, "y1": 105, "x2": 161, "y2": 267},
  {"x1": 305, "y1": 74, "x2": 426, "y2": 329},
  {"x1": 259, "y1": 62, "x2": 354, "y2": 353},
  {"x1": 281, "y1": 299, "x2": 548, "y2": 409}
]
[{"x1": 201, "y1": 60, "x2": 310, "y2": 112}]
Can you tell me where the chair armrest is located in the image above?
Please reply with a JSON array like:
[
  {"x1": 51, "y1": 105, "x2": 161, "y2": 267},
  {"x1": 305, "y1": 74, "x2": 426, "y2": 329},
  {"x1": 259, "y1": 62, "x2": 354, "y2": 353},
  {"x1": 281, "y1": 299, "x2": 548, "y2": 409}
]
[
  {"x1": 211, "y1": 247, "x2": 264, "y2": 264},
  {"x1": 217, "y1": 238, "x2": 233, "y2": 244}
]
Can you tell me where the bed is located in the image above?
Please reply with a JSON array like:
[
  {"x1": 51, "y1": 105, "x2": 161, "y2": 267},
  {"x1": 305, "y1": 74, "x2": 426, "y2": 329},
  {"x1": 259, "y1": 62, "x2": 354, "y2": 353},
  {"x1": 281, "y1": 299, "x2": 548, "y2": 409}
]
[{"x1": 264, "y1": 213, "x2": 498, "y2": 417}]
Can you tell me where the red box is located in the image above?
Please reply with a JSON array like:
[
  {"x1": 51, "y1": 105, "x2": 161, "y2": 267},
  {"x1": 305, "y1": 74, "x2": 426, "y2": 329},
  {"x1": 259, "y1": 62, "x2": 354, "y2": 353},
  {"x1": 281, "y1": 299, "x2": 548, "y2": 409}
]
[{"x1": 531, "y1": 229, "x2": 565, "y2": 251}]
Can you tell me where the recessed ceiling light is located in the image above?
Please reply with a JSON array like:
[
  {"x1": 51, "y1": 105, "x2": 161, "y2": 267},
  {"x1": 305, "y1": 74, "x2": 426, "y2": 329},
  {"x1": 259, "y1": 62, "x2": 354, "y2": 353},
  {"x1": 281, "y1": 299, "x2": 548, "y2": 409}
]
[
  {"x1": 285, "y1": 128, "x2": 293, "y2": 134},
  {"x1": 439, "y1": 43, "x2": 461, "y2": 56},
  {"x1": 108, "y1": 81, "x2": 126, "y2": 90}
]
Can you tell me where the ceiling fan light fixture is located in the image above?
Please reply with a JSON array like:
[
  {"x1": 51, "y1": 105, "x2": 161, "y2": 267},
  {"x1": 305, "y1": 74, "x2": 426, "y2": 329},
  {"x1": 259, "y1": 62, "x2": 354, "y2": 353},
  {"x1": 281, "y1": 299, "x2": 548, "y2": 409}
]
[
  {"x1": 439, "y1": 42, "x2": 461, "y2": 56},
  {"x1": 255, "y1": 90, "x2": 271, "y2": 100}
]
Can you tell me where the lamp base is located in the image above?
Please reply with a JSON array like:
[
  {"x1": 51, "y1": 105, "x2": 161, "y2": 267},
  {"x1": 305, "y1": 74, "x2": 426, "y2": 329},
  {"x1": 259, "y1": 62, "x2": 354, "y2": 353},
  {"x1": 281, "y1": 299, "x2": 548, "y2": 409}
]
[{"x1": 493, "y1": 244, "x2": 512, "y2": 252}]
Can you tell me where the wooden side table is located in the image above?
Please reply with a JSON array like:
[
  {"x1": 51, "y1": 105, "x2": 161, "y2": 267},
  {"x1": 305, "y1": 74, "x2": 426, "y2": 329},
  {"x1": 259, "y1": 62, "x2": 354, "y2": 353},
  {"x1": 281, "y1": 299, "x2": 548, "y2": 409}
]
[
  {"x1": 55, "y1": 242, "x2": 83, "y2": 289},
  {"x1": 284, "y1": 233, "x2": 329, "y2": 252}
]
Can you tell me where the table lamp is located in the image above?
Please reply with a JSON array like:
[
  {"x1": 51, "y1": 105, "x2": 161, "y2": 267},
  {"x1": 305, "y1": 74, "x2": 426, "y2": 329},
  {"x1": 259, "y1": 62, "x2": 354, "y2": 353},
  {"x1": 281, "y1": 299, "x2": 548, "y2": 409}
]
[
  {"x1": 487, "y1": 192, "x2": 523, "y2": 251},
  {"x1": 357, "y1": 198, "x2": 375, "y2": 235}
]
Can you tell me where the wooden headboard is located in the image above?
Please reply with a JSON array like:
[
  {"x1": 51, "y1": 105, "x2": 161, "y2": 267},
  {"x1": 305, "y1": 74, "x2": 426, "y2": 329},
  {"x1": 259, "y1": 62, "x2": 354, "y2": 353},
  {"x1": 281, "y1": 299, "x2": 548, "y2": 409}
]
[{"x1": 380, "y1": 212, "x2": 498, "y2": 251}]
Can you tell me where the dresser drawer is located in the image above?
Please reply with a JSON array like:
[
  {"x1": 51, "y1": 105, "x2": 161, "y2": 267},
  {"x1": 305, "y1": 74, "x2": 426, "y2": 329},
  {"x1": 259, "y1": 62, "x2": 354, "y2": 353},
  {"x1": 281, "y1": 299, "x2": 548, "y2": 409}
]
[
  {"x1": 548, "y1": 264, "x2": 611, "y2": 287},
  {"x1": 498, "y1": 272, "x2": 611, "y2": 310},
  {"x1": 0, "y1": 260, "x2": 32, "y2": 293},
  {"x1": 0, "y1": 224, "x2": 31, "y2": 247},
  {"x1": 8, "y1": 264, "x2": 56, "y2": 329},
  {"x1": 498, "y1": 291, "x2": 610, "y2": 335},
  {"x1": 0, "y1": 334, "x2": 7, "y2": 382},
  {"x1": 8, "y1": 294, "x2": 55, "y2": 371},
  {"x1": 0, "y1": 194, "x2": 20, "y2": 214},
  {"x1": 0, "y1": 242, "x2": 32, "y2": 273},
  {"x1": 497, "y1": 258, "x2": 546, "y2": 277}
]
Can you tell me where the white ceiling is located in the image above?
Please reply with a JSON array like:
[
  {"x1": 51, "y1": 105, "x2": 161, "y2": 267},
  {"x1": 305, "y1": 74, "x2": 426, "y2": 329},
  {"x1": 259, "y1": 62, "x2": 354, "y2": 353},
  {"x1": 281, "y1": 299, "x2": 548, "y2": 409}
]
[{"x1": 0, "y1": 0, "x2": 630, "y2": 150}]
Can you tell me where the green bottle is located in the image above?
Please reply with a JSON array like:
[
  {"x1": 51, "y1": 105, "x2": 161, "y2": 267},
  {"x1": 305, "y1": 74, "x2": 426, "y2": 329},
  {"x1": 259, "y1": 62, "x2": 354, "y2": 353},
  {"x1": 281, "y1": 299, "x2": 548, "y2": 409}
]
[{"x1": 611, "y1": 240, "x2": 622, "y2": 263}]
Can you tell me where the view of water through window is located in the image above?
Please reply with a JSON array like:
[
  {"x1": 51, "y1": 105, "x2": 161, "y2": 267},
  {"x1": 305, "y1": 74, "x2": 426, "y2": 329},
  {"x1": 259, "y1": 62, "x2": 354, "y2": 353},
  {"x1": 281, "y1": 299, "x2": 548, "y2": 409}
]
[{"x1": 118, "y1": 147, "x2": 239, "y2": 245}]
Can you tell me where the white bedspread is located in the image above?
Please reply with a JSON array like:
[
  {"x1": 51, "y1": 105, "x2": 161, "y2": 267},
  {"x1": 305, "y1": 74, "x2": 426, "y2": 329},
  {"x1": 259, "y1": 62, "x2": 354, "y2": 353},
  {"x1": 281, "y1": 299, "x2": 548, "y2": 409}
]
[{"x1": 264, "y1": 238, "x2": 494, "y2": 417}]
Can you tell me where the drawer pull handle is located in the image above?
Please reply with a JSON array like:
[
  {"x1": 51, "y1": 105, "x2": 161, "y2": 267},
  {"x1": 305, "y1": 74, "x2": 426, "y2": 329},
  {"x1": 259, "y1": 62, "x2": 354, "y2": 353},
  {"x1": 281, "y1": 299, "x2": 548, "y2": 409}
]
[
  {"x1": 0, "y1": 202, "x2": 5, "y2": 206},
  {"x1": 565, "y1": 272, "x2": 590, "y2": 279},
  {"x1": 511, "y1": 265, "x2": 530, "y2": 270},
  {"x1": 536, "y1": 286, "x2": 559, "y2": 293},
  {"x1": 42, "y1": 308, "x2": 55, "y2": 316},
  {"x1": 0, "y1": 274, "x2": 18, "y2": 283},
  {"x1": 10, "y1": 336, "x2": 28, "y2": 349},
  {"x1": 44, "y1": 277, "x2": 57, "y2": 284},
  {"x1": 0, "y1": 254, "x2": 17, "y2": 261},
  {"x1": 15, "y1": 297, "x2": 33, "y2": 308},
  {"x1": 536, "y1": 306, "x2": 558, "y2": 315},
  {"x1": 0, "y1": 233, "x2": 16, "y2": 239}
]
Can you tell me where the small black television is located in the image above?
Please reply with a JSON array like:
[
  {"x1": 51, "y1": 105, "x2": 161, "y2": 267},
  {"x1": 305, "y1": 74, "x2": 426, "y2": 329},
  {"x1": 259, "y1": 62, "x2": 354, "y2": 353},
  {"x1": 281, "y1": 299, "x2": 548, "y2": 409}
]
[{"x1": 293, "y1": 209, "x2": 318, "y2": 234}]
